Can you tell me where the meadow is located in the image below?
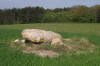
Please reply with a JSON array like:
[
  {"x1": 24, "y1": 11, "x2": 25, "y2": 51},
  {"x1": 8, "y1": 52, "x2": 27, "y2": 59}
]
[{"x1": 0, "y1": 23, "x2": 100, "y2": 66}]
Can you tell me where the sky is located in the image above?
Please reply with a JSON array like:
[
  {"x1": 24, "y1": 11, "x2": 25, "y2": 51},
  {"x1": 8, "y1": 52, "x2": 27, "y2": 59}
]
[{"x1": 0, "y1": 0, "x2": 100, "y2": 9}]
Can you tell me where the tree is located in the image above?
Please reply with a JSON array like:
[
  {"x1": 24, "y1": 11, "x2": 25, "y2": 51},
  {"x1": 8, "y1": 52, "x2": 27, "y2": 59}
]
[
  {"x1": 0, "y1": 9, "x2": 3, "y2": 24},
  {"x1": 41, "y1": 11, "x2": 72, "y2": 23},
  {"x1": 46, "y1": 9, "x2": 52, "y2": 14},
  {"x1": 53, "y1": 8, "x2": 63, "y2": 13},
  {"x1": 63, "y1": 7, "x2": 70, "y2": 11},
  {"x1": 89, "y1": 5, "x2": 100, "y2": 23},
  {"x1": 96, "y1": 5, "x2": 100, "y2": 23},
  {"x1": 73, "y1": 5, "x2": 94, "y2": 22},
  {"x1": 69, "y1": 5, "x2": 80, "y2": 14}
]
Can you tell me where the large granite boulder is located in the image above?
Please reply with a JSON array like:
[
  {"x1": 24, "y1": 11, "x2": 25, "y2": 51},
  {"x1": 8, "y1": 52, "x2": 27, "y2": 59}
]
[{"x1": 21, "y1": 29, "x2": 63, "y2": 45}]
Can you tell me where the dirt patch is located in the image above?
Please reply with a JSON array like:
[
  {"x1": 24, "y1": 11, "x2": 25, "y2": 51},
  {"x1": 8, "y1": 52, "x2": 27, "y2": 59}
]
[
  {"x1": 23, "y1": 50, "x2": 59, "y2": 57},
  {"x1": 10, "y1": 37, "x2": 97, "y2": 57}
]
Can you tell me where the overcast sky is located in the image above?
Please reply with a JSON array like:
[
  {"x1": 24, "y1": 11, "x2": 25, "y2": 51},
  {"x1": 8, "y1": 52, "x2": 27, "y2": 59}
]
[{"x1": 0, "y1": 0, "x2": 100, "y2": 9}]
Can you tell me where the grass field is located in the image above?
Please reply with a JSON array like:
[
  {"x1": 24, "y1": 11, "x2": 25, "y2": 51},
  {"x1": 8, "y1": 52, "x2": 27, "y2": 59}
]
[
  {"x1": 0, "y1": 23, "x2": 100, "y2": 66},
  {"x1": 0, "y1": 23, "x2": 100, "y2": 35}
]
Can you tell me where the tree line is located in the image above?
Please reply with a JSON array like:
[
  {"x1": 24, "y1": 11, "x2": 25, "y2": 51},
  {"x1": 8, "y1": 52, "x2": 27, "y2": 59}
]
[{"x1": 0, "y1": 5, "x2": 100, "y2": 24}]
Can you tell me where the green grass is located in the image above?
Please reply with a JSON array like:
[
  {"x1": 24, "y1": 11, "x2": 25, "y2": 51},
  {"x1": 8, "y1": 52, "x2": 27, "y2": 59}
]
[
  {"x1": 0, "y1": 23, "x2": 100, "y2": 66},
  {"x1": 0, "y1": 23, "x2": 100, "y2": 35}
]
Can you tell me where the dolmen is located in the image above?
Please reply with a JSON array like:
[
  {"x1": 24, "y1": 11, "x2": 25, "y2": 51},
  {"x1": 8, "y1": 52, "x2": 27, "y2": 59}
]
[{"x1": 21, "y1": 29, "x2": 63, "y2": 45}]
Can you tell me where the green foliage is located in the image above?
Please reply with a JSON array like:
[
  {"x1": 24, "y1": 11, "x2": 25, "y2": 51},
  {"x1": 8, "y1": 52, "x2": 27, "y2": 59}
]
[
  {"x1": 73, "y1": 5, "x2": 95, "y2": 23},
  {"x1": 0, "y1": 6, "x2": 45, "y2": 24},
  {"x1": 96, "y1": 5, "x2": 100, "y2": 23},
  {"x1": 0, "y1": 5, "x2": 100, "y2": 24},
  {"x1": 53, "y1": 8, "x2": 63, "y2": 13},
  {"x1": 41, "y1": 11, "x2": 72, "y2": 22}
]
